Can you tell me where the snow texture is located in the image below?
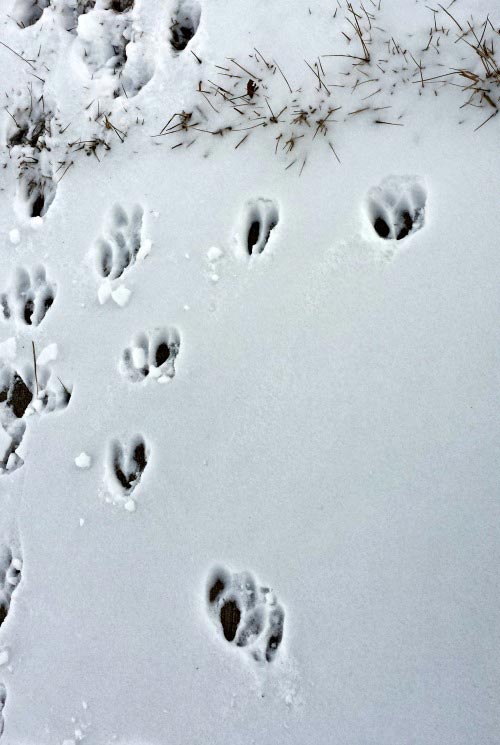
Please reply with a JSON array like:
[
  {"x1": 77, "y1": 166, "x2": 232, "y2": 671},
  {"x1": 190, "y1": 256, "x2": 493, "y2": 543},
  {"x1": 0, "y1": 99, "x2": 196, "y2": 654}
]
[{"x1": 0, "y1": 0, "x2": 499, "y2": 743}]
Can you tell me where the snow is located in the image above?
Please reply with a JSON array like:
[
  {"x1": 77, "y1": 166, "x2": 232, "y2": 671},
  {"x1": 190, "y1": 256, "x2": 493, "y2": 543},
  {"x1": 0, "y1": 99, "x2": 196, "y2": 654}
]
[
  {"x1": 111, "y1": 285, "x2": 132, "y2": 306},
  {"x1": 74, "y1": 453, "x2": 92, "y2": 469},
  {"x1": 8, "y1": 230, "x2": 20, "y2": 246},
  {"x1": 0, "y1": 0, "x2": 499, "y2": 743}
]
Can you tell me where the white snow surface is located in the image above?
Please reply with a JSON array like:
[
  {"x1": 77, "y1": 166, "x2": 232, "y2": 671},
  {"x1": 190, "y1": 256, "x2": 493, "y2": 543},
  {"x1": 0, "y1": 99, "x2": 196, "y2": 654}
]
[{"x1": 0, "y1": 0, "x2": 499, "y2": 743}]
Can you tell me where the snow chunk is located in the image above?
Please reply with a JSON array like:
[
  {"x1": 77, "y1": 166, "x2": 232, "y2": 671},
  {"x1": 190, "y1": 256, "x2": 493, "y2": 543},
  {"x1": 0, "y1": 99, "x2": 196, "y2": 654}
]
[
  {"x1": 0, "y1": 649, "x2": 9, "y2": 666},
  {"x1": 207, "y1": 246, "x2": 224, "y2": 262},
  {"x1": 30, "y1": 216, "x2": 44, "y2": 229},
  {"x1": 38, "y1": 343, "x2": 58, "y2": 366},
  {"x1": 75, "y1": 453, "x2": 92, "y2": 469},
  {"x1": 111, "y1": 286, "x2": 132, "y2": 307},
  {"x1": 9, "y1": 229, "x2": 20, "y2": 245},
  {"x1": 6, "y1": 452, "x2": 18, "y2": 471},
  {"x1": 124, "y1": 499, "x2": 136, "y2": 513},
  {"x1": 97, "y1": 282, "x2": 112, "y2": 305},
  {"x1": 132, "y1": 347, "x2": 146, "y2": 369}
]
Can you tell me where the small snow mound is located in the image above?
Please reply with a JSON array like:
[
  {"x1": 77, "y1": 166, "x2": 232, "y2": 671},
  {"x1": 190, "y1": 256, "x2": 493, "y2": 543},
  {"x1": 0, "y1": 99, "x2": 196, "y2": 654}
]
[
  {"x1": 9, "y1": 229, "x2": 20, "y2": 245},
  {"x1": 75, "y1": 453, "x2": 92, "y2": 469}
]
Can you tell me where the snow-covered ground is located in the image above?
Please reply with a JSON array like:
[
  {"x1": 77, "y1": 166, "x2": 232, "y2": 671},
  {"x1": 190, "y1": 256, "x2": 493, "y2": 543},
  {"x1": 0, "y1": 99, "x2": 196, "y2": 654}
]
[{"x1": 0, "y1": 0, "x2": 499, "y2": 743}]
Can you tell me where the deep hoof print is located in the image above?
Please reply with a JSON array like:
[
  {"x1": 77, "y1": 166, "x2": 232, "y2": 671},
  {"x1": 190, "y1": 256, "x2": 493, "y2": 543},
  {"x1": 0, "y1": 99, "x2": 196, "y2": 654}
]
[
  {"x1": 120, "y1": 328, "x2": 181, "y2": 383},
  {"x1": 93, "y1": 204, "x2": 145, "y2": 281},
  {"x1": 170, "y1": 0, "x2": 201, "y2": 52},
  {"x1": 237, "y1": 198, "x2": 279, "y2": 257},
  {"x1": 206, "y1": 566, "x2": 285, "y2": 665},
  {"x1": 0, "y1": 266, "x2": 56, "y2": 327},
  {"x1": 0, "y1": 545, "x2": 23, "y2": 629},
  {"x1": 11, "y1": 0, "x2": 50, "y2": 28},
  {"x1": 367, "y1": 176, "x2": 427, "y2": 242},
  {"x1": 106, "y1": 435, "x2": 149, "y2": 503}
]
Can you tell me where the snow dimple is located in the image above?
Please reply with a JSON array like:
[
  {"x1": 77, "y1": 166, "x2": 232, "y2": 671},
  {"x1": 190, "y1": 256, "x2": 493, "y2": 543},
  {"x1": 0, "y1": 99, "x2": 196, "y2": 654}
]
[
  {"x1": 237, "y1": 198, "x2": 280, "y2": 257},
  {"x1": 106, "y1": 435, "x2": 149, "y2": 497},
  {"x1": 367, "y1": 176, "x2": 427, "y2": 242},
  {"x1": 0, "y1": 546, "x2": 22, "y2": 630},
  {"x1": 0, "y1": 266, "x2": 56, "y2": 328},
  {"x1": 170, "y1": 0, "x2": 201, "y2": 52},
  {"x1": 120, "y1": 328, "x2": 181, "y2": 384},
  {"x1": 207, "y1": 566, "x2": 285, "y2": 664},
  {"x1": 93, "y1": 204, "x2": 144, "y2": 281}
]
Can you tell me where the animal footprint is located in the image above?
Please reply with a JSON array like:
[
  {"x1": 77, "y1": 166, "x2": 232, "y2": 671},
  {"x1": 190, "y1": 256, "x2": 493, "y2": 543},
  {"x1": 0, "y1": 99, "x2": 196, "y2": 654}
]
[
  {"x1": 170, "y1": 0, "x2": 201, "y2": 52},
  {"x1": 93, "y1": 204, "x2": 145, "y2": 281},
  {"x1": 237, "y1": 198, "x2": 279, "y2": 257},
  {"x1": 207, "y1": 566, "x2": 285, "y2": 664},
  {"x1": 0, "y1": 266, "x2": 56, "y2": 327},
  {"x1": 120, "y1": 328, "x2": 181, "y2": 383},
  {"x1": 0, "y1": 360, "x2": 71, "y2": 475},
  {"x1": 11, "y1": 0, "x2": 49, "y2": 28},
  {"x1": 0, "y1": 545, "x2": 22, "y2": 629},
  {"x1": 5, "y1": 87, "x2": 57, "y2": 219},
  {"x1": 367, "y1": 176, "x2": 427, "y2": 241},
  {"x1": 106, "y1": 435, "x2": 149, "y2": 499}
]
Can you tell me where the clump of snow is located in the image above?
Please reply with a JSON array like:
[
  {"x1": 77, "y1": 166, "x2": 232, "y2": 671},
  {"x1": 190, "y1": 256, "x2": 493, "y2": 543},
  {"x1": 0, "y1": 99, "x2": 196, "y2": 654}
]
[
  {"x1": 111, "y1": 286, "x2": 132, "y2": 307},
  {"x1": 74, "y1": 453, "x2": 92, "y2": 469},
  {"x1": 8, "y1": 229, "x2": 20, "y2": 245}
]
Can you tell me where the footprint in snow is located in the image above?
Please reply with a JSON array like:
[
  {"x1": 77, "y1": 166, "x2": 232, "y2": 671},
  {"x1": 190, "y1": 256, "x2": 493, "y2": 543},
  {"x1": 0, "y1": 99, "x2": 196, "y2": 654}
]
[
  {"x1": 367, "y1": 175, "x2": 427, "y2": 242},
  {"x1": 93, "y1": 203, "x2": 146, "y2": 282},
  {"x1": 207, "y1": 565, "x2": 285, "y2": 664},
  {"x1": 236, "y1": 198, "x2": 280, "y2": 258},
  {"x1": 105, "y1": 435, "x2": 149, "y2": 501},
  {"x1": 120, "y1": 328, "x2": 181, "y2": 384},
  {"x1": 0, "y1": 266, "x2": 56, "y2": 328}
]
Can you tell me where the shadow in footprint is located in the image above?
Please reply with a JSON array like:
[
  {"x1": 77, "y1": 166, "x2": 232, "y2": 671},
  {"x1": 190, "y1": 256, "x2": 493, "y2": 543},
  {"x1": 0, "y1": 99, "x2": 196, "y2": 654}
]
[{"x1": 170, "y1": 0, "x2": 201, "y2": 52}]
